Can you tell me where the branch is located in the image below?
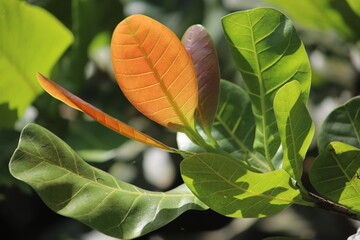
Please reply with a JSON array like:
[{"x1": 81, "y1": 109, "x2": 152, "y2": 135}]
[{"x1": 308, "y1": 192, "x2": 359, "y2": 220}]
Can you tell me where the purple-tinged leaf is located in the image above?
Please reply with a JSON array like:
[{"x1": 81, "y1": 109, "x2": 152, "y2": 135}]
[{"x1": 182, "y1": 25, "x2": 220, "y2": 132}]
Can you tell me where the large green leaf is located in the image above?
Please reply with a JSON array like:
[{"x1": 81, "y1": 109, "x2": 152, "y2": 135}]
[
  {"x1": 347, "y1": 0, "x2": 360, "y2": 16},
  {"x1": 9, "y1": 124, "x2": 206, "y2": 239},
  {"x1": 213, "y1": 80, "x2": 267, "y2": 171},
  {"x1": 181, "y1": 153, "x2": 306, "y2": 218},
  {"x1": 222, "y1": 8, "x2": 311, "y2": 169},
  {"x1": 264, "y1": 0, "x2": 360, "y2": 41},
  {"x1": 0, "y1": 0, "x2": 73, "y2": 126},
  {"x1": 177, "y1": 80, "x2": 271, "y2": 171},
  {"x1": 309, "y1": 142, "x2": 360, "y2": 214},
  {"x1": 274, "y1": 81, "x2": 314, "y2": 182},
  {"x1": 318, "y1": 97, "x2": 360, "y2": 152}
]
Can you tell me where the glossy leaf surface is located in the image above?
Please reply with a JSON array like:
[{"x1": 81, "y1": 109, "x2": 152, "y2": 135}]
[
  {"x1": 309, "y1": 142, "x2": 360, "y2": 213},
  {"x1": 37, "y1": 73, "x2": 175, "y2": 152},
  {"x1": 274, "y1": 81, "x2": 314, "y2": 182},
  {"x1": 182, "y1": 24, "x2": 220, "y2": 132},
  {"x1": 264, "y1": 0, "x2": 360, "y2": 41},
  {"x1": 318, "y1": 97, "x2": 360, "y2": 152},
  {"x1": 0, "y1": 0, "x2": 73, "y2": 126},
  {"x1": 9, "y1": 124, "x2": 207, "y2": 239},
  {"x1": 181, "y1": 153, "x2": 303, "y2": 218},
  {"x1": 222, "y1": 8, "x2": 311, "y2": 167},
  {"x1": 111, "y1": 14, "x2": 198, "y2": 131}
]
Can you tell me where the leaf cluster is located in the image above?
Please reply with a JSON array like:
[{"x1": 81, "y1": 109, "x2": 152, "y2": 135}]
[{"x1": 4, "y1": 1, "x2": 360, "y2": 240}]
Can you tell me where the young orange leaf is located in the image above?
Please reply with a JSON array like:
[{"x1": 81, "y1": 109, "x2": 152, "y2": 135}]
[
  {"x1": 111, "y1": 14, "x2": 198, "y2": 132},
  {"x1": 36, "y1": 73, "x2": 176, "y2": 152},
  {"x1": 182, "y1": 25, "x2": 220, "y2": 132}
]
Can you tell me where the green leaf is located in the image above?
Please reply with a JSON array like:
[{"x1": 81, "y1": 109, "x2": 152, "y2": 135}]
[
  {"x1": 214, "y1": 80, "x2": 268, "y2": 171},
  {"x1": 222, "y1": 8, "x2": 311, "y2": 169},
  {"x1": 264, "y1": 0, "x2": 360, "y2": 41},
  {"x1": 347, "y1": 0, "x2": 360, "y2": 16},
  {"x1": 0, "y1": 103, "x2": 17, "y2": 128},
  {"x1": 65, "y1": 120, "x2": 128, "y2": 163},
  {"x1": 181, "y1": 153, "x2": 304, "y2": 218},
  {"x1": 274, "y1": 81, "x2": 314, "y2": 182},
  {"x1": 9, "y1": 124, "x2": 207, "y2": 239},
  {"x1": 309, "y1": 142, "x2": 360, "y2": 213},
  {"x1": 177, "y1": 80, "x2": 271, "y2": 171},
  {"x1": 0, "y1": 0, "x2": 73, "y2": 125},
  {"x1": 318, "y1": 97, "x2": 360, "y2": 152}
]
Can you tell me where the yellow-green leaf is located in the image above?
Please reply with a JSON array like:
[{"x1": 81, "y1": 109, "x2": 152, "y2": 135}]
[{"x1": 0, "y1": 0, "x2": 73, "y2": 125}]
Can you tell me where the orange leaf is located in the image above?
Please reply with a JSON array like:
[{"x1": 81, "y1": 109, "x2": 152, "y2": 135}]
[
  {"x1": 36, "y1": 73, "x2": 176, "y2": 152},
  {"x1": 111, "y1": 14, "x2": 198, "y2": 132}
]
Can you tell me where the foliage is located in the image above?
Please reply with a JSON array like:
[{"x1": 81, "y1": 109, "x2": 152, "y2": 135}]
[
  {"x1": 0, "y1": 0, "x2": 73, "y2": 127},
  {"x1": 3, "y1": 1, "x2": 360, "y2": 240},
  {"x1": 263, "y1": 0, "x2": 360, "y2": 42},
  {"x1": 10, "y1": 123, "x2": 206, "y2": 239}
]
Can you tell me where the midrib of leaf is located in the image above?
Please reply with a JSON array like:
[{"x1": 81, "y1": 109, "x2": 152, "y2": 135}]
[
  {"x1": 2, "y1": 46, "x2": 38, "y2": 95},
  {"x1": 330, "y1": 150, "x2": 360, "y2": 196},
  {"x1": 125, "y1": 20, "x2": 194, "y2": 132},
  {"x1": 283, "y1": 91, "x2": 302, "y2": 180},
  {"x1": 21, "y1": 129, "x2": 195, "y2": 199},
  {"x1": 344, "y1": 106, "x2": 360, "y2": 145},
  {"x1": 246, "y1": 12, "x2": 274, "y2": 170},
  {"x1": 194, "y1": 155, "x2": 302, "y2": 204},
  {"x1": 215, "y1": 114, "x2": 270, "y2": 171}
]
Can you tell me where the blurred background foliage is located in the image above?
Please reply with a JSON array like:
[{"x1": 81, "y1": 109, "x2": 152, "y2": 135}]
[{"x1": 1, "y1": 0, "x2": 360, "y2": 239}]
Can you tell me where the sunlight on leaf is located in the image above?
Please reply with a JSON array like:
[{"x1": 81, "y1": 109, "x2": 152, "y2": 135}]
[
  {"x1": 264, "y1": 0, "x2": 360, "y2": 41},
  {"x1": 181, "y1": 153, "x2": 306, "y2": 218},
  {"x1": 9, "y1": 123, "x2": 207, "y2": 239},
  {"x1": 0, "y1": 0, "x2": 73, "y2": 126},
  {"x1": 111, "y1": 14, "x2": 198, "y2": 131},
  {"x1": 347, "y1": 0, "x2": 360, "y2": 16},
  {"x1": 310, "y1": 142, "x2": 360, "y2": 213},
  {"x1": 37, "y1": 73, "x2": 176, "y2": 152},
  {"x1": 274, "y1": 81, "x2": 314, "y2": 182},
  {"x1": 222, "y1": 8, "x2": 311, "y2": 168}
]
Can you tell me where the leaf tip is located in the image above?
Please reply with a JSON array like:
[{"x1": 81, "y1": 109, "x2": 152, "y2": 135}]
[{"x1": 36, "y1": 73, "x2": 82, "y2": 111}]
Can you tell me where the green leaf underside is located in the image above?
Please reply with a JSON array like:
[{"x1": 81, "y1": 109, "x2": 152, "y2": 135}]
[
  {"x1": 9, "y1": 124, "x2": 206, "y2": 239},
  {"x1": 213, "y1": 80, "x2": 268, "y2": 171},
  {"x1": 318, "y1": 97, "x2": 360, "y2": 152},
  {"x1": 0, "y1": 0, "x2": 73, "y2": 119},
  {"x1": 181, "y1": 153, "x2": 303, "y2": 218},
  {"x1": 274, "y1": 81, "x2": 314, "y2": 182},
  {"x1": 222, "y1": 8, "x2": 311, "y2": 168},
  {"x1": 177, "y1": 80, "x2": 270, "y2": 172},
  {"x1": 310, "y1": 142, "x2": 360, "y2": 213}
]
